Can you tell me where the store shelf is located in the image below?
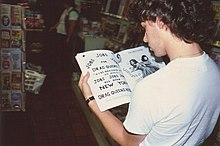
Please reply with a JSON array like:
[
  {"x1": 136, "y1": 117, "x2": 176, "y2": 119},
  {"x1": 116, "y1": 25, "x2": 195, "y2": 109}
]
[
  {"x1": 212, "y1": 41, "x2": 220, "y2": 48},
  {"x1": 25, "y1": 28, "x2": 44, "y2": 32},
  {"x1": 101, "y1": 12, "x2": 128, "y2": 20}
]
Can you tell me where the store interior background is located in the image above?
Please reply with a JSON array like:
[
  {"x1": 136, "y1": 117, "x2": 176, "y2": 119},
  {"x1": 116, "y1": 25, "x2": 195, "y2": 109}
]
[{"x1": 1, "y1": 0, "x2": 220, "y2": 146}]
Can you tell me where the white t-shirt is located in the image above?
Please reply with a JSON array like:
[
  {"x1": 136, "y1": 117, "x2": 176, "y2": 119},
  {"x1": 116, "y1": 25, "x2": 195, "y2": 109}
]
[
  {"x1": 56, "y1": 7, "x2": 79, "y2": 35},
  {"x1": 123, "y1": 52, "x2": 220, "y2": 146}
]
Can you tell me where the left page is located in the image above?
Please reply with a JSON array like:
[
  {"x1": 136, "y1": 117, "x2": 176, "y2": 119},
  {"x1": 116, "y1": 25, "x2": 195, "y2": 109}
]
[{"x1": 75, "y1": 50, "x2": 131, "y2": 112}]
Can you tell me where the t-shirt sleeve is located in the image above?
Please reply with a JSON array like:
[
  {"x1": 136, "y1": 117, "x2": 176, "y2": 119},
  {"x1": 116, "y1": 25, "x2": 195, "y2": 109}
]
[
  {"x1": 123, "y1": 81, "x2": 158, "y2": 135},
  {"x1": 69, "y1": 10, "x2": 79, "y2": 21}
]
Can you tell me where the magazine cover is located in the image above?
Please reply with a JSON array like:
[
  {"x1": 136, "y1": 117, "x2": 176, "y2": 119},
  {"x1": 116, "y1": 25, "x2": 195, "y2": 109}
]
[
  {"x1": 76, "y1": 46, "x2": 165, "y2": 111},
  {"x1": 1, "y1": 91, "x2": 12, "y2": 110},
  {"x1": 2, "y1": 72, "x2": 11, "y2": 90},
  {"x1": 0, "y1": 4, "x2": 25, "y2": 111},
  {"x1": 11, "y1": 48, "x2": 22, "y2": 71},
  {"x1": 1, "y1": 29, "x2": 11, "y2": 48},
  {"x1": 11, "y1": 5, "x2": 22, "y2": 28},
  {"x1": 1, "y1": 4, "x2": 11, "y2": 28},
  {"x1": 1, "y1": 48, "x2": 12, "y2": 71},
  {"x1": 11, "y1": 72, "x2": 22, "y2": 90},
  {"x1": 11, "y1": 29, "x2": 22, "y2": 48},
  {"x1": 11, "y1": 92, "x2": 23, "y2": 110}
]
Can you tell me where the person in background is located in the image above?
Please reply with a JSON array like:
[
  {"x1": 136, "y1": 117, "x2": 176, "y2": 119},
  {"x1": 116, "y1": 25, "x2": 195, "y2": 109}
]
[
  {"x1": 49, "y1": 0, "x2": 79, "y2": 71},
  {"x1": 78, "y1": 0, "x2": 220, "y2": 145}
]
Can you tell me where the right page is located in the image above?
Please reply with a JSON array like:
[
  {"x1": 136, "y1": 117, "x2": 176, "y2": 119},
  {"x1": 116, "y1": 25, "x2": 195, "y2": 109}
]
[{"x1": 116, "y1": 46, "x2": 166, "y2": 91}]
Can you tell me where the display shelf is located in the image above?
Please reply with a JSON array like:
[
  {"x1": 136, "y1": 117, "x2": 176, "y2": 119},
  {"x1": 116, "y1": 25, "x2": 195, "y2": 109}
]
[
  {"x1": 25, "y1": 28, "x2": 43, "y2": 32},
  {"x1": 0, "y1": 4, "x2": 26, "y2": 111},
  {"x1": 101, "y1": 12, "x2": 128, "y2": 20},
  {"x1": 212, "y1": 41, "x2": 220, "y2": 48}
]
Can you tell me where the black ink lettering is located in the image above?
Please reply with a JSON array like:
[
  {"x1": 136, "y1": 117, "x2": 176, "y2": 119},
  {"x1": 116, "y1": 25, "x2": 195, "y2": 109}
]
[
  {"x1": 98, "y1": 92, "x2": 111, "y2": 99},
  {"x1": 99, "y1": 83, "x2": 114, "y2": 90},
  {"x1": 118, "y1": 81, "x2": 128, "y2": 85},
  {"x1": 86, "y1": 59, "x2": 95, "y2": 69},
  {"x1": 96, "y1": 53, "x2": 108, "y2": 58},
  {"x1": 94, "y1": 77, "x2": 105, "y2": 84}
]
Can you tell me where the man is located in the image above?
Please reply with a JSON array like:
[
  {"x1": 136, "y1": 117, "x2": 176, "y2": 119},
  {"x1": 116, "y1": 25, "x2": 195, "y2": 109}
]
[
  {"x1": 78, "y1": 0, "x2": 220, "y2": 145},
  {"x1": 49, "y1": 0, "x2": 79, "y2": 71}
]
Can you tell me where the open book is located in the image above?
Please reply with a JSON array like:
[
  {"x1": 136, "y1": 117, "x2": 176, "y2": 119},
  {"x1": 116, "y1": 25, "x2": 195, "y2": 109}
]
[{"x1": 75, "y1": 46, "x2": 165, "y2": 111}]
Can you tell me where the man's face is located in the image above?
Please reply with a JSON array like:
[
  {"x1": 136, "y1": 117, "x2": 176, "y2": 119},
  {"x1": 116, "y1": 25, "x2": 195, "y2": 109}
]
[{"x1": 141, "y1": 20, "x2": 166, "y2": 57}]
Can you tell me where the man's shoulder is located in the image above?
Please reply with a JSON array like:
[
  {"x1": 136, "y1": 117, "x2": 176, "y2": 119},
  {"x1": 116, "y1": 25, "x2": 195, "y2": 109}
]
[
  {"x1": 68, "y1": 8, "x2": 79, "y2": 19},
  {"x1": 68, "y1": 7, "x2": 79, "y2": 14}
]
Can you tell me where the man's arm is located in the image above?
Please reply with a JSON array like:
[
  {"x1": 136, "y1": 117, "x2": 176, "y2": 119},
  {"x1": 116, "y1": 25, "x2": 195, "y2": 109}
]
[
  {"x1": 66, "y1": 20, "x2": 76, "y2": 42},
  {"x1": 49, "y1": 22, "x2": 58, "y2": 31},
  {"x1": 78, "y1": 73, "x2": 146, "y2": 146}
]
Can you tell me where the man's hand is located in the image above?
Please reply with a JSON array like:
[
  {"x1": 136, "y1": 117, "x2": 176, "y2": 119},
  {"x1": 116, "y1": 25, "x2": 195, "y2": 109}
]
[{"x1": 78, "y1": 72, "x2": 93, "y2": 100}]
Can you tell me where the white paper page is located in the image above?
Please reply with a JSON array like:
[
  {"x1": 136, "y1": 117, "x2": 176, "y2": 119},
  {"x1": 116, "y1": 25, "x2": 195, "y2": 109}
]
[
  {"x1": 116, "y1": 46, "x2": 165, "y2": 91},
  {"x1": 75, "y1": 50, "x2": 131, "y2": 111}
]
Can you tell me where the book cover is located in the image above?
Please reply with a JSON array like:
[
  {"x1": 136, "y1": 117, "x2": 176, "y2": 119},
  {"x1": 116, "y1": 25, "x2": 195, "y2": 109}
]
[{"x1": 76, "y1": 46, "x2": 165, "y2": 111}]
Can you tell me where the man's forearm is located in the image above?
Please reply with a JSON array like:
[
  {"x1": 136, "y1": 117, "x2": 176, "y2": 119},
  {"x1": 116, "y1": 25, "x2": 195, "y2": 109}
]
[
  {"x1": 67, "y1": 21, "x2": 75, "y2": 40},
  {"x1": 88, "y1": 101, "x2": 144, "y2": 146}
]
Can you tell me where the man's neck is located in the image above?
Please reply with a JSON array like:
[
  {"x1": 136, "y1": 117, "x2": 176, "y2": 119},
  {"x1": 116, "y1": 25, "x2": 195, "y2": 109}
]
[{"x1": 167, "y1": 40, "x2": 203, "y2": 61}]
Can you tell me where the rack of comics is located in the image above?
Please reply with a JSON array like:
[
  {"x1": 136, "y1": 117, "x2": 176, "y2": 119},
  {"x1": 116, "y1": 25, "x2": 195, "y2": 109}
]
[{"x1": 1, "y1": 4, "x2": 26, "y2": 111}]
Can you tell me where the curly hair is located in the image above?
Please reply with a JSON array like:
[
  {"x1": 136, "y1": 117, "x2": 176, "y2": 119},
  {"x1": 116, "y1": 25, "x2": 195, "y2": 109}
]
[{"x1": 127, "y1": 0, "x2": 216, "y2": 44}]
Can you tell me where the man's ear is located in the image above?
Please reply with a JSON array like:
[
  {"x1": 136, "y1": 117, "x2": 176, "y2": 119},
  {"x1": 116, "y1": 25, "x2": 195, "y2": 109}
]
[{"x1": 156, "y1": 17, "x2": 167, "y2": 30}]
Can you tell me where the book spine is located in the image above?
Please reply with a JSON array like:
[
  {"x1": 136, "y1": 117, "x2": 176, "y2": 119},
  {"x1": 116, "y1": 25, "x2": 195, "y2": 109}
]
[
  {"x1": 105, "y1": 0, "x2": 112, "y2": 13},
  {"x1": 117, "y1": 0, "x2": 126, "y2": 16},
  {"x1": 122, "y1": 0, "x2": 131, "y2": 17}
]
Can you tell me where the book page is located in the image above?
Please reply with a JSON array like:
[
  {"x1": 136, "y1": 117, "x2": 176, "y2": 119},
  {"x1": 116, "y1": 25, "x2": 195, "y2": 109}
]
[
  {"x1": 116, "y1": 46, "x2": 165, "y2": 91},
  {"x1": 75, "y1": 50, "x2": 131, "y2": 111}
]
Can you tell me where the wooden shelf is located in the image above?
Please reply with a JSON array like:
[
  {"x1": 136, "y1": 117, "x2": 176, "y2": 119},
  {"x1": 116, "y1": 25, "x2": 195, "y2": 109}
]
[
  {"x1": 25, "y1": 28, "x2": 44, "y2": 32},
  {"x1": 101, "y1": 12, "x2": 128, "y2": 21}
]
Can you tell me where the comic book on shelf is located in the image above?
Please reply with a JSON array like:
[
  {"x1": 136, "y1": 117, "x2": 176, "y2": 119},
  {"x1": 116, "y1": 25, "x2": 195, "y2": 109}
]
[
  {"x1": 75, "y1": 46, "x2": 165, "y2": 111},
  {"x1": 1, "y1": 4, "x2": 11, "y2": 28},
  {"x1": 1, "y1": 29, "x2": 11, "y2": 48},
  {"x1": 11, "y1": 5, "x2": 22, "y2": 28},
  {"x1": 0, "y1": 4, "x2": 25, "y2": 111}
]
